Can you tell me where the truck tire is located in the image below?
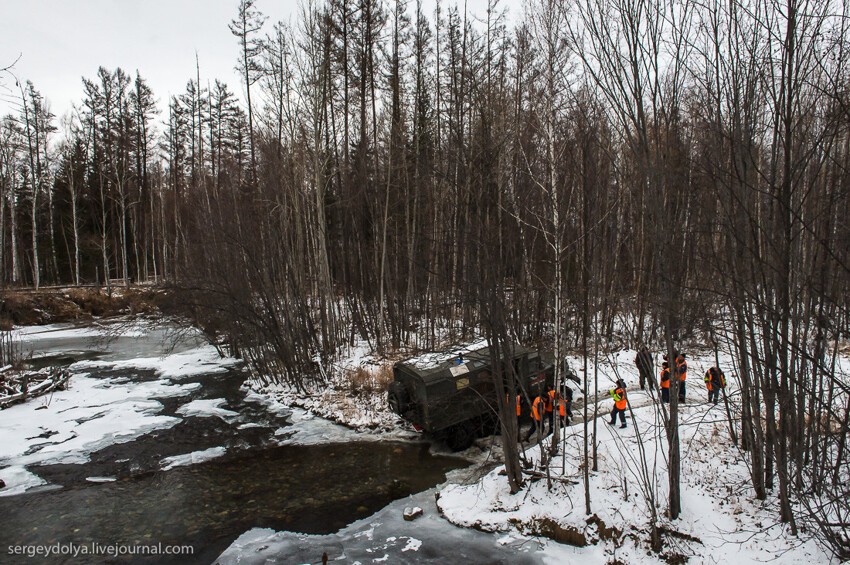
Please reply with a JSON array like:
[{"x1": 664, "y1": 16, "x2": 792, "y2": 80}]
[
  {"x1": 445, "y1": 420, "x2": 477, "y2": 451},
  {"x1": 387, "y1": 382, "x2": 410, "y2": 415}
]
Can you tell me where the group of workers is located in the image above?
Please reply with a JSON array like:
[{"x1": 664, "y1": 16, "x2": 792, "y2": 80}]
[
  {"x1": 635, "y1": 347, "x2": 727, "y2": 406},
  {"x1": 606, "y1": 351, "x2": 728, "y2": 432},
  {"x1": 517, "y1": 348, "x2": 730, "y2": 443},
  {"x1": 518, "y1": 384, "x2": 573, "y2": 442}
]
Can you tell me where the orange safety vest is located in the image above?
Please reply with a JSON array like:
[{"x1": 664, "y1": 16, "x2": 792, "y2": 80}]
[
  {"x1": 531, "y1": 396, "x2": 545, "y2": 421},
  {"x1": 546, "y1": 389, "x2": 556, "y2": 413},
  {"x1": 558, "y1": 398, "x2": 568, "y2": 417},
  {"x1": 704, "y1": 369, "x2": 726, "y2": 391},
  {"x1": 676, "y1": 357, "x2": 687, "y2": 382},
  {"x1": 516, "y1": 394, "x2": 522, "y2": 416},
  {"x1": 611, "y1": 386, "x2": 627, "y2": 410},
  {"x1": 660, "y1": 368, "x2": 671, "y2": 389}
]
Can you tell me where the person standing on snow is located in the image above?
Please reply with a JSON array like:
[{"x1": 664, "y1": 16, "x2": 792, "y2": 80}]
[
  {"x1": 634, "y1": 347, "x2": 654, "y2": 390},
  {"x1": 676, "y1": 353, "x2": 688, "y2": 402},
  {"x1": 560, "y1": 386, "x2": 574, "y2": 426},
  {"x1": 524, "y1": 390, "x2": 548, "y2": 442},
  {"x1": 704, "y1": 367, "x2": 726, "y2": 404},
  {"x1": 545, "y1": 384, "x2": 556, "y2": 433},
  {"x1": 606, "y1": 379, "x2": 628, "y2": 429},
  {"x1": 659, "y1": 362, "x2": 671, "y2": 404}
]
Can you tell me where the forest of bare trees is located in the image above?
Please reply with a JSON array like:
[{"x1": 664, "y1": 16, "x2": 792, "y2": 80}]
[{"x1": 1, "y1": 0, "x2": 849, "y2": 556}]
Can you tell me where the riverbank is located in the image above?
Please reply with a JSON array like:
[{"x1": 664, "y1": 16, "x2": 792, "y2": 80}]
[
  {"x1": 246, "y1": 343, "x2": 843, "y2": 564},
  {"x1": 0, "y1": 321, "x2": 481, "y2": 565},
  {"x1": 248, "y1": 345, "x2": 407, "y2": 434},
  {"x1": 4, "y1": 316, "x2": 841, "y2": 564},
  {"x1": 0, "y1": 286, "x2": 167, "y2": 329}
]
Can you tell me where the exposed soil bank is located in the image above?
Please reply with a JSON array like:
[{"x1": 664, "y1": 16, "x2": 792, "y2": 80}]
[{"x1": 1, "y1": 287, "x2": 169, "y2": 329}]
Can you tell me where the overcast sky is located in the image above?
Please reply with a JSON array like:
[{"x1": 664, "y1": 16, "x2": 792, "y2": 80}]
[
  {"x1": 1, "y1": 0, "x2": 297, "y2": 120},
  {"x1": 1, "y1": 0, "x2": 513, "y2": 125}
]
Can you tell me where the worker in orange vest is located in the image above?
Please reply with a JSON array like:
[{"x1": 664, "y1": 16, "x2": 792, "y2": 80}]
[
  {"x1": 659, "y1": 362, "x2": 671, "y2": 404},
  {"x1": 511, "y1": 389, "x2": 524, "y2": 441},
  {"x1": 523, "y1": 390, "x2": 548, "y2": 442},
  {"x1": 559, "y1": 386, "x2": 574, "y2": 426},
  {"x1": 704, "y1": 367, "x2": 726, "y2": 404},
  {"x1": 545, "y1": 385, "x2": 556, "y2": 433},
  {"x1": 606, "y1": 379, "x2": 628, "y2": 428},
  {"x1": 676, "y1": 353, "x2": 687, "y2": 402}
]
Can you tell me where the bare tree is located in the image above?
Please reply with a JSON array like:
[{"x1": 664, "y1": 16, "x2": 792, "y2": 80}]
[{"x1": 230, "y1": 0, "x2": 268, "y2": 187}]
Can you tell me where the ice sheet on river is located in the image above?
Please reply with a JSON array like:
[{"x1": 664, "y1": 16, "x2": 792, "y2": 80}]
[
  {"x1": 273, "y1": 406, "x2": 416, "y2": 446},
  {"x1": 13, "y1": 323, "x2": 107, "y2": 340},
  {"x1": 0, "y1": 322, "x2": 243, "y2": 496},
  {"x1": 176, "y1": 398, "x2": 239, "y2": 421},
  {"x1": 0, "y1": 465, "x2": 48, "y2": 496},
  {"x1": 216, "y1": 483, "x2": 579, "y2": 564},
  {"x1": 0, "y1": 372, "x2": 198, "y2": 477},
  {"x1": 160, "y1": 446, "x2": 227, "y2": 470},
  {"x1": 72, "y1": 342, "x2": 242, "y2": 379}
]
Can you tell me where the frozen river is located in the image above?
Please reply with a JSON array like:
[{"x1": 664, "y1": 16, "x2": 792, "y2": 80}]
[{"x1": 0, "y1": 321, "x2": 565, "y2": 564}]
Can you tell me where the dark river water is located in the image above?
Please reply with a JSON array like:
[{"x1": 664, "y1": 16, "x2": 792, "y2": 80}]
[
  {"x1": 0, "y1": 323, "x2": 466, "y2": 564},
  {"x1": 1, "y1": 441, "x2": 461, "y2": 564}
]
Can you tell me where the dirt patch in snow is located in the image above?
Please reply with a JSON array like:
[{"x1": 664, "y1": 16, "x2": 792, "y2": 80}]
[{"x1": 511, "y1": 516, "x2": 589, "y2": 547}]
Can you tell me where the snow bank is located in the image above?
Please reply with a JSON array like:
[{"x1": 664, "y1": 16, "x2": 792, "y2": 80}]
[{"x1": 247, "y1": 339, "x2": 410, "y2": 434}]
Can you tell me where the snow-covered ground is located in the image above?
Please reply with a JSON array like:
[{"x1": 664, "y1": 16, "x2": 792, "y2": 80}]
[
  {"x1": 436, "y1": 349, "x2": 837, "y2": 564},
  {"x1": 234, "y1": 342, "x2": 831, "y2": 564},
  {"x1": 6, "y1": 321, "x2": 841, "y2": 563}
]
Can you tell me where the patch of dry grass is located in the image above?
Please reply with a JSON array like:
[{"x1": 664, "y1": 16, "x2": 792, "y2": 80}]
[
  {"x1": 345, "y1": 363, "x2": 394, "y2": 398},
  {"x1": 373, "y1": 363, "x2": 394, "y2": 392}
]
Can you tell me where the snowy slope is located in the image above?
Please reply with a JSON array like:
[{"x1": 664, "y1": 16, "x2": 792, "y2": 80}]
[
  {"x1": 436, "y1": 349, "x2": 836, "y2": 564},
  {"x1": 222, "y1": 335, "x2": 843, "y2": 563}
]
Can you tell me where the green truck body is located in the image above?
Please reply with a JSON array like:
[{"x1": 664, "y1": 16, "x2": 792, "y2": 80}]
[{"x1": 387, "y1": 343, "x2": 555, "y2": 450}]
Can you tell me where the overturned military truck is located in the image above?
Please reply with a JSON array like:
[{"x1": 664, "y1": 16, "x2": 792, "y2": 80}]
[{"x1": 387, "y1": 343, "x2": 555, "y2": 451}]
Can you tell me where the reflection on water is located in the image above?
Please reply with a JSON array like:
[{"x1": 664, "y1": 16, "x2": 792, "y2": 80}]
[{"x1": 0, "y1": 441, "x2": 463, "y2": 565}]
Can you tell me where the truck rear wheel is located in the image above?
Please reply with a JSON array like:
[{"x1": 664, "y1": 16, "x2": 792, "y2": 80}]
[
  {"x1": 387, "y1": 382, "x2": 410, "y2": 414},
  {"x1": 445, "y1": 420, "x2": 477, "y2": 451}
]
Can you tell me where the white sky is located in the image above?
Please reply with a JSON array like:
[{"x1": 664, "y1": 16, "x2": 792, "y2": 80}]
[
  {"x1": 0, "y1": 0, "x2": 516, "y2": 123},
  {"x1": 0, "y1": 0, "x2": 298, "y2": 120}
]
